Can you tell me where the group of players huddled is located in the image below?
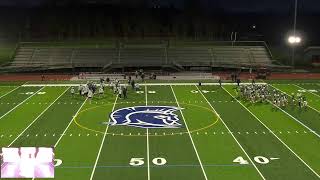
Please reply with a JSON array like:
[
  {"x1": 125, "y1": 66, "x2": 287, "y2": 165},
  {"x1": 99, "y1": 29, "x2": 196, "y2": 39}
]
[
  {"x1": 70, "y1": 76, "x2": 142, "y2": 102},
  {"x1": 237, "y1": 83, "x2": 308, "y2": 109}
]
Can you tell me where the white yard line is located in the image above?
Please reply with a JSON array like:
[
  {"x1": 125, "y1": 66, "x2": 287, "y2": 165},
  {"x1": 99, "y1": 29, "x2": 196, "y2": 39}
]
[
  {"x1": 223, "y1": 87, "x2": 320, "y2": 178},
  {"x1": 0, "y1": 86, "x2": 20, "y2": 100},
  {"x1": 0, "y1": 87, "x2": 45, "y2": 121},
  {"x1": 146, "y1": 128, "x2": 150, "y2": 180},
  {"x1": 31, "y1": 96, "x2": 89, "y2": 180},
  {"x1": 22, "y1": 82, "x2": 267, "y2": 87},
  {"x1": 54, "y1": 98, "x2": 88, "y2": 147},
  {"x1": 8, "y1": 87, "x2": 70, "y2": 147},
  {"x1": 293, "y1": 84, "x2": 320, "y2": 98},
  {"x1": 89, "y1": 95, "x2": 118, "y2": 180},
  {"x1": 170, "y1": 85, "x2": 208, "y2": 180},
  {"x1": 271, "y1": 84, "x2": 320, "y2": 113},
  {"x1": 196, "y1": 85, "x2": 266, "y2": 180},
  {"x1": 145, "y1": 85, "x2": 150, "y2": 180}
]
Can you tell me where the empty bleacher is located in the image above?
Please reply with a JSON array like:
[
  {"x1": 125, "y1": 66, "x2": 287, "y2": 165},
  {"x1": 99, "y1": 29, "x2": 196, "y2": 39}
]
[
  {"x1": 11, "y1": 47, "x2": 35, "y2": 67},
  {"x1": 117, "y1": 47, "x2": 166, "y2": 67},
  {"x1": 168, "y1": 47, "x2": 212, "y2": 66},
  {"x1": 9, "y1": 41, "x2": 274, "y2": 71},
  {"x1": 72, "y1": 48, "x2": 117, "y2": 67},
  {"x1": 211, "y1": 46, "x2": 252, "y2": 66},
  {"x1": 32, "y1": 48, "x2": 73, "y2": 66}
]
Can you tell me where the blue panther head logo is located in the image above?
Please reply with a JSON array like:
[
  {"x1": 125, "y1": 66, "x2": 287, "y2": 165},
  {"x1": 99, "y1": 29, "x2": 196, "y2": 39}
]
[{"x1": 108, "y1": 106, "x2": 182, "y2": 128}]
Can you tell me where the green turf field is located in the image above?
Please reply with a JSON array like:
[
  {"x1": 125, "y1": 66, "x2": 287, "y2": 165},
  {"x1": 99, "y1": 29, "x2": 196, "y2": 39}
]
[{"x1": 0, "y1": 82, "x2": 320, "y2": 180}]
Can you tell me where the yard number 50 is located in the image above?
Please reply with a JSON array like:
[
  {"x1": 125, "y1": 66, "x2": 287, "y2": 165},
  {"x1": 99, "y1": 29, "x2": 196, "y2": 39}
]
[{"x1": 129, "y1": 157, "x2": 167, "y2": 166}]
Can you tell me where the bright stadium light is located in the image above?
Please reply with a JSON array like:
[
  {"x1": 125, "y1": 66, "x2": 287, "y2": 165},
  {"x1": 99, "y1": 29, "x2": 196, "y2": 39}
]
[
  {"x1": 288, "y1": 36, "x2": 296, "y2": 44},
  {"x1": 288, "y1": 36, "x2": 301, "y2": 44}
]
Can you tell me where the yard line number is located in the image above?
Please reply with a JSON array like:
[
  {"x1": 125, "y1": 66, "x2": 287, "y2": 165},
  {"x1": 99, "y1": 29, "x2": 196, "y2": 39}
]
[
  {"x1": 233, "y1": 156, "x2": 277, "y2": 165},
  {"x1": 54, "y1": 159, "x2": 63, "y2": 167},
  {"x1": 21, "y1": 92, "x2": 46, "y2": 95},
  {"x1": 136, "y1": 91, "x2": 156, "y2": 94},
  {"x1": 129, "y1": 157, "x2": 167, "y2": 166},
  {"x1": 191, "y1": 90, "x2": 215, "y2": 94}
]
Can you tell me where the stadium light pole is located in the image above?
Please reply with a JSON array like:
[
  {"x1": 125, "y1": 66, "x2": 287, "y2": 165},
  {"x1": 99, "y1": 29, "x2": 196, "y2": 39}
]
[{"x1": 289, "y1": 0, "x2": 299, "y2": 67}]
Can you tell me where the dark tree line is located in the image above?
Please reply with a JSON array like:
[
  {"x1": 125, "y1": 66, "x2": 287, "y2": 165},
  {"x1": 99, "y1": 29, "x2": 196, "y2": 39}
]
[{"x1": 0, "y1": 1, "x2": 319, "y2": 47}]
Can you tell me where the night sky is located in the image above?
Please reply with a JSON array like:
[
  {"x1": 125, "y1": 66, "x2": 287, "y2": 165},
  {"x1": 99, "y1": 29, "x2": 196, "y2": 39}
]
[{"x1": 1, "y1": 0, "x2": 320, "y2": 13}]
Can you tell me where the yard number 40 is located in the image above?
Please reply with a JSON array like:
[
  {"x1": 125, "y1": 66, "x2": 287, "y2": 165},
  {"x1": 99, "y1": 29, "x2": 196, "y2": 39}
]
[
  {"x1": 233, "y1": 156, "x2": 270, "y2": 165},
  {"x1": 129, "y1": 157, "x2": 167, "y2": 166}
]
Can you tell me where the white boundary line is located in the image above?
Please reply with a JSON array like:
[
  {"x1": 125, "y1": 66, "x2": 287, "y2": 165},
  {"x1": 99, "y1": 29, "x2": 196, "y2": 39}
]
[
  {"x1": 269, "y1": 84, "x2": 320, "y2": 138},
  {"x1": 0, "y1": 87, "x2": 45, "y2": 121},
  {"x1": 0, "y1": 86, "x2": 20, "y2": 100},
  {"x1": 196, "y1": 85, "x2": 266, "y2": 180},
  {"x1": 223, "y1": 86, "x2": 320, "y2": 178},
  {"x1": 266, "y1": 99, "x2": 320, "y2": 139},
  {"x1": 145, "y1": 85, "x2": 150, "y2": 180},
  {"x1": 89, "y1": 95, "x2": 118, "y2": 180},
  {"x1": 31, "y1": 96, "x2": 89, "y2": 180},
  {"x1": 271, "y1": 84, "x2": 320, "y2": 113},
  {"x1": 21, "y1": 82, "x2": 267, "y2": 87},
  {"x1": 8, "y1": 87, "x2": 70, "y2": 147},
  {"x1": 170, "y1": 85, "x2": 208, "y2": 180},
  {"x1": 292, "y1": 84, "x2": 320, "y2": 113},
  {"x1": 54, "y1": 98, "x2": 88, "y2": 147},
  {"x1": 293, "y1": 84, "x2": 320, "y2": 98},
  {"x1": 270, "y1": 84, "x2": 320, "y2": 128}
]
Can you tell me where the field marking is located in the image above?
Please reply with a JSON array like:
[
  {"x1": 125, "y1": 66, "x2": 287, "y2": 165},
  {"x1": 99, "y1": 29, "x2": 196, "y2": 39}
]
[
  {"x1": 0, "y1": 86, "x2": 20, "y2": 100},
  {"x1": 89, "y1": 95, "x2": 118, "y2": 180},
  {"x1": 54, "y1": 98, "x2": 88, "y2": 147},
  {"x1": 196, "y1": 86, "x2": 266, "y2": 180},
  {"x1": 266, "y1": 99, "x2": 320, "y2": 139},
  {"x1": 271, "y1": 84, "x2": 320, "y2": 113},
  {"x1": 293, "y1": 84, "x2": 320, "y2": 98},
  {"x1": 270, "y1": 84, "x2": 320, "y2": 138},
  {"x1": 223, "y1": 87, "x2": 320, "y2": 178},
  {"x1": 0, "y1": 87, "x2": 45, "y2": 121},
  {"x1": 7, "y1": 87, "x2": 70, "y2": 147},
  {"x1": 291, "y1": 84, "x2": 320, "y2": 113},
  {"x1": 170, "y1": 85, "x2": 208, "y2": 180},
  {"x1": 21, "y1": 82, "x2": 267, "y2": 87},
  {"x1": 145, "y1": 85, "x2": 150, "y2": 180},
  {"x1": 55, "y1": 163, "x2": 251, "y2": 169}
]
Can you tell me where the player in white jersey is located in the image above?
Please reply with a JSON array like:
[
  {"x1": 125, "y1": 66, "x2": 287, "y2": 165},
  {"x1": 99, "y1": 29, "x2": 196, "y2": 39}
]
[
  {"x1": 134, "y1": 83, "x2": 140, "y2": 91},
  {"x1": 88, "y1": 90, "x2": 93, "y2": 103},
  {"x1": 118, "y1": 87, "x2": 123, "y2": 98},
  {"x1": 78, "y1": 85, "x2": 83, "y2": 95},
  {"x1": 99, "y1": 87, "x2": 104, "y2": 96},
  {"x1": 70, "y1": 87, "x2": 75, "y2": 97}
]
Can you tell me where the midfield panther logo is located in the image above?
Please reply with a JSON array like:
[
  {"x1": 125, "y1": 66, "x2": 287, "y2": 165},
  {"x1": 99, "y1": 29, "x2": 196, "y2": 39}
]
[{"x1": 108, "y1": 106, "x2": 182, "y2": 128}]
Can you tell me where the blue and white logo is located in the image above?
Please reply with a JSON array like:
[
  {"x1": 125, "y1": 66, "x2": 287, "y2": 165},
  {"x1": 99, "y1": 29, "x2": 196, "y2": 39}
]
[{"x1": 109, "y1": 106, "x2": 182, "y2": 128}]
